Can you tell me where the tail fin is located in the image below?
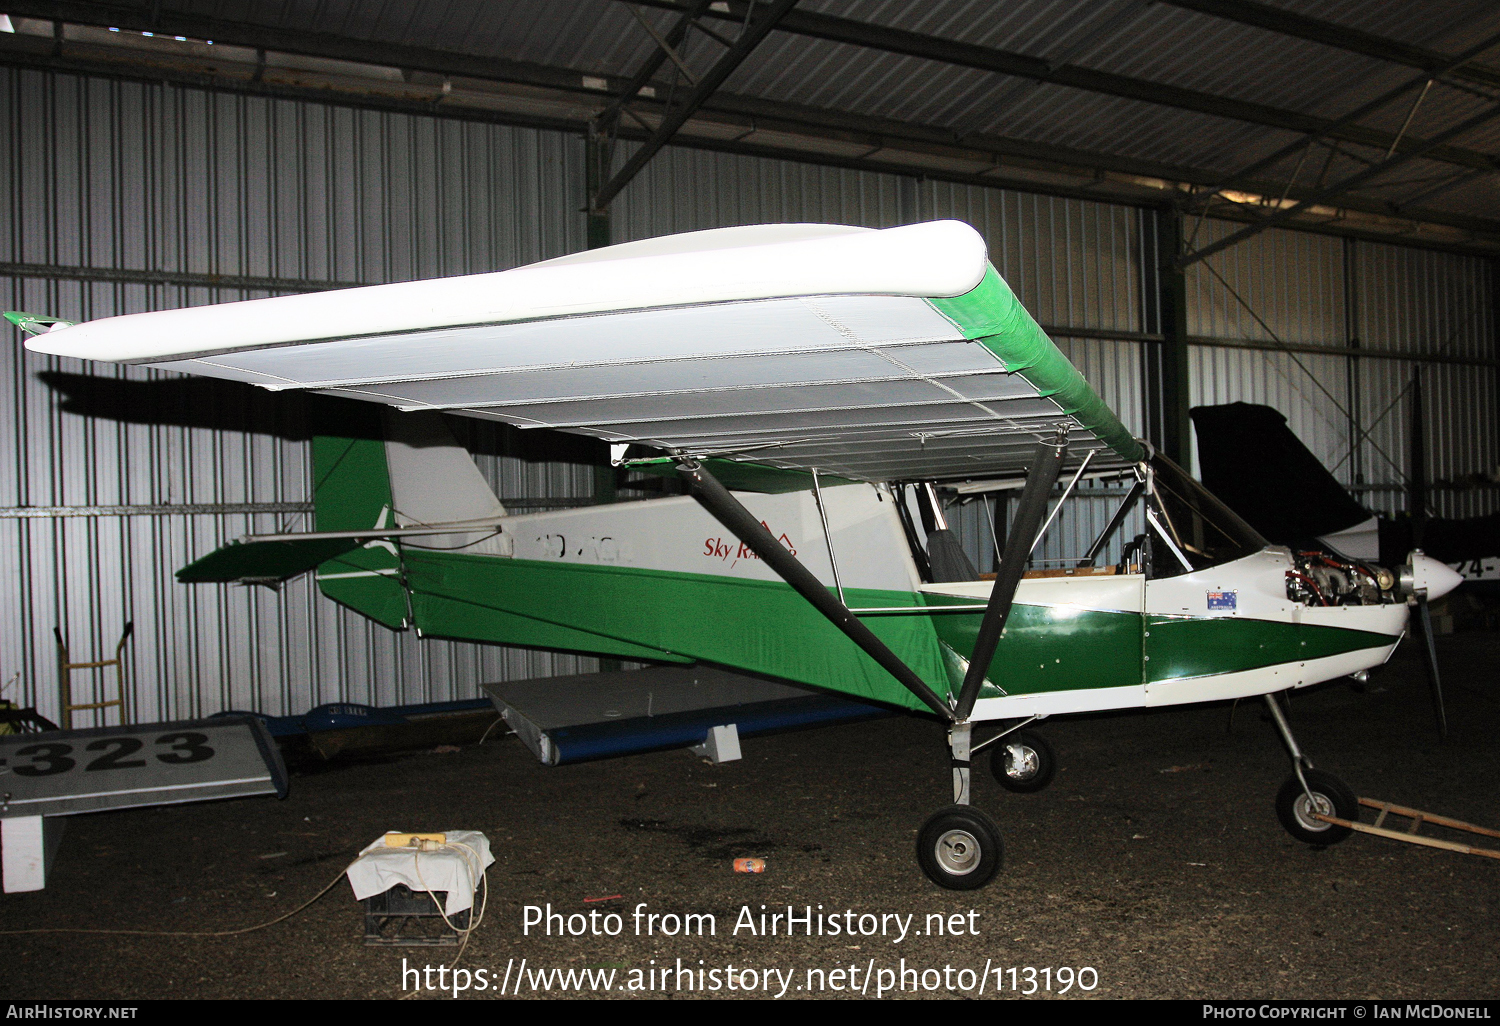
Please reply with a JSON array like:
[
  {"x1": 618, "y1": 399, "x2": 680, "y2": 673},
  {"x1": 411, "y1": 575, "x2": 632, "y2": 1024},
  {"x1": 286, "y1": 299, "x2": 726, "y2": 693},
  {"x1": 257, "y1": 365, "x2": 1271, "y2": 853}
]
[
  {"x1": 311, "y1": 405, "x2": 406, "y2": 625},
  {"x1": 380, "y1": 409, "x2": 506, "y2": 525},
  {"x1": 311, "y1": 407, "x2": 507, "y2": 627},
  {"x1": 1189, "y1": 402, "x2": 1369, "y2": 543}
]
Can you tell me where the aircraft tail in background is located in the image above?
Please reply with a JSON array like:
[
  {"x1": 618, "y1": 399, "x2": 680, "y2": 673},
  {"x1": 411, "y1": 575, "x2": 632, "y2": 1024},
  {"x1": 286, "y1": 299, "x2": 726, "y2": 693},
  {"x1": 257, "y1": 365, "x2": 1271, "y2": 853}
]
[{"x1": 1190, "y1": 401, "x2": 1500, "y2": 573}]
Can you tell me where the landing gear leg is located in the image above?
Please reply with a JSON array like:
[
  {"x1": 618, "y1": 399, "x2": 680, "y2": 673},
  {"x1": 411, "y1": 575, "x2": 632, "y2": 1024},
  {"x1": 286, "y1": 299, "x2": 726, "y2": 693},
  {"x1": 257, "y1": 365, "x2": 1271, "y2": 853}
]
[
  {"x1": 1263, "y1": 692, "x2": 1355, "y2": 846},
  {"x1": 951, "y1": 722, "x2": 971, "y2": 806},
  {"x1": 917, "y1": 722, "x2": 1003, "y2": 890}
]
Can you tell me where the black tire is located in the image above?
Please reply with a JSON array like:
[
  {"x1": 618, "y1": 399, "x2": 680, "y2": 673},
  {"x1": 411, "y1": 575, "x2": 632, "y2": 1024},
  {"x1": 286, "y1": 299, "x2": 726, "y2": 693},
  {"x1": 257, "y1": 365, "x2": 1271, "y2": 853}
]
[
  {"x1": 990, "y1": 730, "x2": 1056, "y2": 793},
  {"x1": 916, "y1": 805, "x2": 1002, "y2": 890},
  {"x1": 1275, "y1": 769, "x2": 1357, "y2": 845}
]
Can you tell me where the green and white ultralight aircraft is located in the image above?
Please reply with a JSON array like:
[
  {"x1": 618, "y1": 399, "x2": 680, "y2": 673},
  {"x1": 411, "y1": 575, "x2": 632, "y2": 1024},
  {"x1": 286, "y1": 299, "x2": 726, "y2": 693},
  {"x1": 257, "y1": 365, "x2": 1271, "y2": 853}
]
[{"x1": 11, "y1": 220, "x2": 1462, "y2": 890}]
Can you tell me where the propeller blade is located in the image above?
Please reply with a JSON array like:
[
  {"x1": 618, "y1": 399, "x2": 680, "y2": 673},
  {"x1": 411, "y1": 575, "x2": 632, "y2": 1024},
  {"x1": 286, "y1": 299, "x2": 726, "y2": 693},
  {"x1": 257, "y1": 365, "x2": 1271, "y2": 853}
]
[{"x1": 1415, "y1": 593, "x2": 1448, "y2": 738}]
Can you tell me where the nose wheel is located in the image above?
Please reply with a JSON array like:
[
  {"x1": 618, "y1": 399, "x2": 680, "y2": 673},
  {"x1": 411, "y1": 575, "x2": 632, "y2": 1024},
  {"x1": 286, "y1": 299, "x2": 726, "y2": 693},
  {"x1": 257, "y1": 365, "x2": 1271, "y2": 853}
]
[
  {"x1": 1276, "y1": 768, "x2": 1356, "y2": 845},
  {"x1": 1262, "y1": 692, "x2": 1357, "y2": 846},
  {"x1": 916, "y1": 805, "x2": 1002, "y2": 890}
]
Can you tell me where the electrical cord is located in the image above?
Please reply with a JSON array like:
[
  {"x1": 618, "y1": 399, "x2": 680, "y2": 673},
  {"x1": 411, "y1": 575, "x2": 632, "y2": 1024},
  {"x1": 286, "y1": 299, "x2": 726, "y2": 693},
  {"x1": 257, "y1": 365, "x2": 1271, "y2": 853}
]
[
  {"x1": 0, "y1": 840, "x2": 492, "y2": 944},
  {"x1": 394, "y1": 839, "x2": 490, "y2": 1000},
  {"x1": 1, "y1": 837, "x2": 493, "y2": 1001},
  {"x1": 478, "y1": 714, "x2": 513, "y2": 744},
  {"x1": 0, "y1": 861, "x2": 357, "y2": 938},
  {"x1": 412, "y1": 840, "x2": 488, "y2": 939}
]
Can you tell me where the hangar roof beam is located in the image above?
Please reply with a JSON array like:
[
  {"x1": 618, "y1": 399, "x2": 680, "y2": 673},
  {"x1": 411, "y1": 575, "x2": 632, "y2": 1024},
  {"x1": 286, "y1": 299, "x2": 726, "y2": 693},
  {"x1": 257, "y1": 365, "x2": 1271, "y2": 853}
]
[
  {"x1": 10, "y1": 2, "x2": 1500, "y2": 251},
  {"x1": 598, "y1": 0, "x2": 716, "y2": 133},
  {"x1": 1178, "y1": 24, "x2": 1500, "y2": 243},
  {"x1": 623, "y1": 0, "x2": 1500, "y2": 175},
  {"x1": 19, "y1": 0, "x2": 1500, "y2": 176},
  {"x1": 590, "y1": 0, "x2": 800, "y2": 210},
  {"x1": 1157, "y1": 0, "x2": 1500, "y2": 92},
  {"x1": 1180, "y1": 92, "x2": 1500, "y2": 266}
]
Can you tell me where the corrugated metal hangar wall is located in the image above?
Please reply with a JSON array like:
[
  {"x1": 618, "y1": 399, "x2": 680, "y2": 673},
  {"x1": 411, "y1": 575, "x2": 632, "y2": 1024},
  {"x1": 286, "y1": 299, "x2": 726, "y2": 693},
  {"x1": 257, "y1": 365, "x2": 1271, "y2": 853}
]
[{"x1": 2, "y1": 68, "x2": 1497, "y2": 726}]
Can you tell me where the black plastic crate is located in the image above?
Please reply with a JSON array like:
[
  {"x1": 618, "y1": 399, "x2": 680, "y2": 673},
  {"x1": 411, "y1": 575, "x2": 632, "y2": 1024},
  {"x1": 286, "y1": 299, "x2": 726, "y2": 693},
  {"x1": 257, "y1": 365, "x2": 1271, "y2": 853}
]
[{"x1": 361, "y1": 884, "x2": 470, "y2": 946}]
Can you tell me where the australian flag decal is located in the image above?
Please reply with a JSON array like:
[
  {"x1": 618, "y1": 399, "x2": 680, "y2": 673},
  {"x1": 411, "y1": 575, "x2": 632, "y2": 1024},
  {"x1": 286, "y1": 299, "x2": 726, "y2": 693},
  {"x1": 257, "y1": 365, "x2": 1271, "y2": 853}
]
[{"x1": 1207, "y1": 591, "x2": 1237, "y2": 611}]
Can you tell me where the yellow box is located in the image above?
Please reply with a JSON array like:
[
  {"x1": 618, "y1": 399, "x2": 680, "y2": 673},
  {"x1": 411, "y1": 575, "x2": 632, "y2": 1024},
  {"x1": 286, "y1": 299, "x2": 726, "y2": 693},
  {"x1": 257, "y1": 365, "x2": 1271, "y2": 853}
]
[{"x1": 383, "y1": 831, "x2": 447, "y2": 847}]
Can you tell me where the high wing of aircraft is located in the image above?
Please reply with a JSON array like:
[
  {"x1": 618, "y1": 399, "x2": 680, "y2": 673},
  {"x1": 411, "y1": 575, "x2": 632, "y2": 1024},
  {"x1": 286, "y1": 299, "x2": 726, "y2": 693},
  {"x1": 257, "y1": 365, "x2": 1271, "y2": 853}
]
[{"x1": 10, "y1": 220, "x2": 1464, "y2": 890}]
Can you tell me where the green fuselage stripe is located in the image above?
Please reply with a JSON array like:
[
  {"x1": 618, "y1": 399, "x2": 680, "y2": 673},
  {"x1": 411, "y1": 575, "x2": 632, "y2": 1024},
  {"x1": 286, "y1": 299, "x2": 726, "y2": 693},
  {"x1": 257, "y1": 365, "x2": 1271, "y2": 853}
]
[
  {"x1": 1144, "y1": 615, "x2": 1394, "y2": 683},
  {"x1": 400, "y1": 550, "x2": 947, "y2": 712},
  {"x1": 325, "y1": 546, "x2": 1400, "y2": 710},
  {"x1": 927, "y1": 597, "x2": 1142, "y2": 697}
]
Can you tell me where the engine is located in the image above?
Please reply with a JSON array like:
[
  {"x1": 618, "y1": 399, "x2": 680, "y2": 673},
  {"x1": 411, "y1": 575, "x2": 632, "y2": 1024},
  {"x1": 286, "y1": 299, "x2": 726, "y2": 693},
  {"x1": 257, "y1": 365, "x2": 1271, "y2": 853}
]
[{"x1": 1286, "y1": 551, "x2": 1396, "y2": 607}]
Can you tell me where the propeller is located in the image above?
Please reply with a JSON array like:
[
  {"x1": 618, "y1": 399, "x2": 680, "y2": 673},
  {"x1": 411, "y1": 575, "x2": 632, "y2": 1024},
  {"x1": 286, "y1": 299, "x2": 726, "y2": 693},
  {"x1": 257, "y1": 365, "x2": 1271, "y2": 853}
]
[
  {"x1": 1405, "y1": 367, "x2": 1449, "y2": 737},
  {"x1": 1414, "y1": 591, "x2": 1446, "y2": 737},
  {"x1": 1401, "y1": 552, "x2": 1463, "y2": 738}
]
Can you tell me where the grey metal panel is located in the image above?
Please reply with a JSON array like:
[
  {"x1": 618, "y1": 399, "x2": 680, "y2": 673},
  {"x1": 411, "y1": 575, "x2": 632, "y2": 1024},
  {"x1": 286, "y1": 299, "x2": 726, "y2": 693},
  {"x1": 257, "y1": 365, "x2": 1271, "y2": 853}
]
[
  {"x1": 1194, "y1": 335, "x2": 1484, "y2": 524},
  {"x1": 0, "y1": 67, "x2": 593, "y2": 727},
  {"x1": 1349, "y1": 356, "x2": 1411, "y2": 520},
  {"x1": 1408, "y1": 360, "x2": 1500, "y2": 520},
  {"x1": 612, "y1": 148, "x2": 1146, "y2": 336},
  {"x1": 1186, "y1": 225, "x2": 1500, "y2": 523},
  {"x1": 1186, "y1": 218, "x2": 1345, "y2": 346},
  {"x1": 0, "y1": 71, "x2": 585, "y2": 283},
  {"x1": 924, "y1": 183, "x2": 1143, "y2": 334},
  {"x1": 1356, "y1": 239, "x2": 1497, "y2": 360},
  {"x1": 608, "y1": 140, "x2": 907, "y2": 240},
  {"x1": 1182, "y1": 228, "x2": 1500, "y2": 525}
]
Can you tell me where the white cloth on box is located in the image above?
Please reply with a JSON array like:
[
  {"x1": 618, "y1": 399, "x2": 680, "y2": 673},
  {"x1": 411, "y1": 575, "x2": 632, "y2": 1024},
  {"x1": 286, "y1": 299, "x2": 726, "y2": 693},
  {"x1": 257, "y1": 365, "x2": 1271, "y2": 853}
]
[{"x1": 345, "y1": 830, "x2": 494, "y2": 915}]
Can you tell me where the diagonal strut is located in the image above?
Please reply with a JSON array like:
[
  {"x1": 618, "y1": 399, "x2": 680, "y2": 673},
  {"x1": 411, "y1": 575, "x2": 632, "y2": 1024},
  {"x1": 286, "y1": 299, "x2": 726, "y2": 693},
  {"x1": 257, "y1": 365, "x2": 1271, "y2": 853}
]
[
  {"x1": 953, "y1": 434, "x2": 1068, "y2": 721},
  {"x1": 677, "y1": 457, "x2": 955, "y2": 722},
  {"x1": 592, "y1": 0, "x2": 799, "y2": 210}
]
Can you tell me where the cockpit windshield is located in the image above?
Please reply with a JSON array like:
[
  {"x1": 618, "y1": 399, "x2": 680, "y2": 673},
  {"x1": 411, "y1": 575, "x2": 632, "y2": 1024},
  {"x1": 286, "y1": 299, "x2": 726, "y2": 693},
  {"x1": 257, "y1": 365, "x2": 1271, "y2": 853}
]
[{"x1": 1147, "y1": 454, "x2": 1267, "y2": 575}]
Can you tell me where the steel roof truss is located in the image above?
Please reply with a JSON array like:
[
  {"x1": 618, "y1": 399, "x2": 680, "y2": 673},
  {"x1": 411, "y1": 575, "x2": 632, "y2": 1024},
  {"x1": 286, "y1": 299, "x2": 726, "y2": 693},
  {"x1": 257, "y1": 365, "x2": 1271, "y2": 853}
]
[{"x1": 591, "y1": 0, "x2": 801, "y2": 210}]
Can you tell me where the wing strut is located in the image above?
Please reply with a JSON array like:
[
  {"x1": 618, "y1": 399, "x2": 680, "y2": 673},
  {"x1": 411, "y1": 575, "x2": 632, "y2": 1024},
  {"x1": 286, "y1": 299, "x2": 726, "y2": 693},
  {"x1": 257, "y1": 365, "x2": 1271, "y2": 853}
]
[
  {"x1": 677, "y1": 458, "x2": 956, "y2": 723},
  {"x1": 953, "y1": 432, "x2": 1068, "y2": 722},
  {"x1": 1080, "y1": 477, "x2": 1144, "y2": 568}
]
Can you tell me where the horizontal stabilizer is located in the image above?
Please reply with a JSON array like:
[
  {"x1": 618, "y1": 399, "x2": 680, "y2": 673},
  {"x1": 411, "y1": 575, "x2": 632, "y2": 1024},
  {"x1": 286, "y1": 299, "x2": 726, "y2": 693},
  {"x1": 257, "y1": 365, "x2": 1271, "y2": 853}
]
[{"x1": 177, "y1": 537, "x2": 362, "y2": 584}]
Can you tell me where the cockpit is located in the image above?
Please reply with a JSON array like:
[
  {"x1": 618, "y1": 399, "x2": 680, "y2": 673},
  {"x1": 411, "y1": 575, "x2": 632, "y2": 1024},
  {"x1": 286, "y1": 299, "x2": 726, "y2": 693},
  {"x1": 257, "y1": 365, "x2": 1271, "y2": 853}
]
[{"x1": 903, "y1": 451, "x2": 1406, "y2": 606}]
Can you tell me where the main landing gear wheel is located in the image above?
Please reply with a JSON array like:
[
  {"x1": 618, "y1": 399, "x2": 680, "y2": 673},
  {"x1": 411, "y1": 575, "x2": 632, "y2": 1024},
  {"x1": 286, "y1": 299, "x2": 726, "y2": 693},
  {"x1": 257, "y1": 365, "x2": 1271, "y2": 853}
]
[
  {"x1": 990, "y1": 730, "x2": 1056, "y2": 793},
  {"x1": 916, "y1": 805, "x2": 1002, "y2": 890},
  {"x1": 1275, "y1": 768, "x2": 1357, "y2": 846}
]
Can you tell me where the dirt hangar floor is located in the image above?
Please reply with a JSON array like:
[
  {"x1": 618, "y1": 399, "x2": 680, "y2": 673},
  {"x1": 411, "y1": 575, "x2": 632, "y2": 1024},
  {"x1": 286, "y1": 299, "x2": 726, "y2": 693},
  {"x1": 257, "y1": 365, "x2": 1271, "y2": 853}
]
[{"x1": 3, "y1": 633, "x2": 1498, "y2": 1001}]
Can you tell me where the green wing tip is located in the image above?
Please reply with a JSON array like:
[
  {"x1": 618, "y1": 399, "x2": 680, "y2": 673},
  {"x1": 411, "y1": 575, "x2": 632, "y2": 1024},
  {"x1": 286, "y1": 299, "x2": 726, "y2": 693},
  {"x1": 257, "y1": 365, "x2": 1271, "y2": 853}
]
[{"x1": 4, "y1": 311, "x2": 77, "y2": 336}]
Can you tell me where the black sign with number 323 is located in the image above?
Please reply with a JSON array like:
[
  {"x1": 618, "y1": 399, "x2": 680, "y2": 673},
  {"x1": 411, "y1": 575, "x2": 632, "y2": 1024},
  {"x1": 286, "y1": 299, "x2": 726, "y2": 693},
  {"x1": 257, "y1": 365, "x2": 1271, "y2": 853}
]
[{"x1": 0, "y1": 716, "x2": 286, "y2": 818}]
